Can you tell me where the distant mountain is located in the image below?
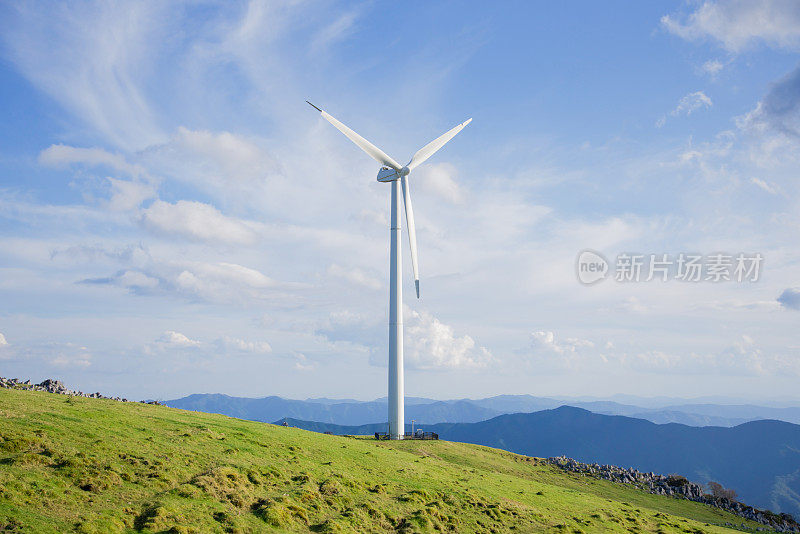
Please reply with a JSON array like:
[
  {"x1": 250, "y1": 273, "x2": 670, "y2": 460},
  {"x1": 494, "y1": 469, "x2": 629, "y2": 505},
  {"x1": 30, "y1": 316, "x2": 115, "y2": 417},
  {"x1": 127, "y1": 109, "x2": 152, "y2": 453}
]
[
  {"x1": 627, "y1": 410, "x2": 752, "y2": 427},
  {"x1": 166, "y1": 394, "x2": 499, "y2": 425},
  {"x1": 469, "y1": 397, "x2": 755, "y2": 427},
  {"x1": 167, "y1": 392, "x2": 799, "y2": 428},
  {"x1": 656, "y1": 404, "x2": 800, "y2": 425},
  {"x1": 282, "y1": 406, "x2": 800, "y2": 518}
]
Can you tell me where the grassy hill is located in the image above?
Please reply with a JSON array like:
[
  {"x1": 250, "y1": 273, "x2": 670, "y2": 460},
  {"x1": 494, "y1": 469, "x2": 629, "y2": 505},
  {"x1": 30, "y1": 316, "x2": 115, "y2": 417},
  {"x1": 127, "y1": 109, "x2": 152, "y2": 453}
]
[
  {"x1": 0, "y1": 388, "x2": 774, "y2": 533},
  {"x1": 282, "y1": 406, "x2": 800, "y2": 518}
]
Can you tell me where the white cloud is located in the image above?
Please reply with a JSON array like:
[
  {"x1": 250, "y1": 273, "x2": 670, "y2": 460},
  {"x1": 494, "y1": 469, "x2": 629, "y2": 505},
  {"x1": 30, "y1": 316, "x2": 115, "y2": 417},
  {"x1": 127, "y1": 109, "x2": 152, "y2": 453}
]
[
  {"x1": 214, "y1": 336, "x2": 272, "y2": 354},
  {"x1": 529, "y1": 331, "x2": 595, "y2": 355},
  {"x1": 117, "y1": 270, "x2": 160, "y2": 289},
  {"x1": 750, "y1": 177, "x2": 779, "y2": 194},
  {"x1": 617, "y1": 296, "x2": 648, "y2": 314},
  {"x1": 51, "y1": 352, "x2": 92, "y2": 368},
  {"x1": 403, "y1": 307, "x2": 493, "y2": 370},
  {"x1": 0, "y1": 339, "x2": 93, "y2": 367},
  {"x1": 140, "y1": 200, "x2": 260, "y2": 245},
  {"x1": 147, "y1": 331, "x2": 273, "y2": 358},
  {"x1": 701, "y1": 59, "x2": 725, "y2": 76},
  {"x1": 176, "y1": 262, "x2": 275, "y2": 293},
  {"x1": 293, "y1": 353, "x2": 314, "y2": 372},
  {"x1": 519, "y1": 331, "x2": 603, "y2": 372},
  {"x1": 662, "y1": 0, "x2": 800, "y2": 52},
  {"x1": 327, "y1": 264, "x2": 381, "y2": 290},
  {"x1": 76, "y1": 244, "x2": 285, "y2": 303},
  {"x1": 309, "y1": 10, "x2": 359, "y2": 55},
  {"x1": 415, "y1": 162, "x2": 464, "y2": 204},
  {"x1": 143, "y1": 127, "x2": 280, "y2": 199},
  {"x1": 2, "y1": 3, "x2": 168, "y2": 150},
  {"x1": 39, "y1": 144, "x2": 145, "y2": 177},
  {"x1": 675, "y1": 91, "x2": 714, "y2": 116},
  {"x1": 520, "y1": 331, "x2": 800, "y2": 376},
  {"x1": 658, "y1": 91, "x2": 713, "y2": 127},
  {"x1": 158, "y1": 330, "x2": 202, "y2": 348},
  {"x1": 107, "y1": 178, "x2": 156, "y2": 211}
]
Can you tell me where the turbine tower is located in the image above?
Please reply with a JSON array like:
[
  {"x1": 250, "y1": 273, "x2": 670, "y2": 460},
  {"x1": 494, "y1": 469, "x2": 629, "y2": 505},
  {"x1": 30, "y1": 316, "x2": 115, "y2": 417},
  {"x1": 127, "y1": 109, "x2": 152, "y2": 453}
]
[{"x1": 308, "y1": 102, "x2": 471, "y2": 439}]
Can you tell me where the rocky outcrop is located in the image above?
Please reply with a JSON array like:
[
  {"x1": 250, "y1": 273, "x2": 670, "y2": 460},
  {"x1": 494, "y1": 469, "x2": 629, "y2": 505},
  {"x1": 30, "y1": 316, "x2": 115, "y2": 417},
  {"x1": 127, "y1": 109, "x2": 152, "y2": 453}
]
[
  {"x1": 0, "y1": 376, "x2": 161, "y2": 405},
  {"x1": 546, "y1": 456, "x2": 799, "y2": 532}
]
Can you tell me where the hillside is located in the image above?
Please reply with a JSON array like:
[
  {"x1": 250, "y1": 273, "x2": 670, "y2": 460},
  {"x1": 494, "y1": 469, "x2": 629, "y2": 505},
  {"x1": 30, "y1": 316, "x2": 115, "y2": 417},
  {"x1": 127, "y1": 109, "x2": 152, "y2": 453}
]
[
  {"x1": 283, "y1": 407, "x2": 800, "y2": 518},
  {"x1": 0, "y1": 388, "x2": 774, "y2": 533}
]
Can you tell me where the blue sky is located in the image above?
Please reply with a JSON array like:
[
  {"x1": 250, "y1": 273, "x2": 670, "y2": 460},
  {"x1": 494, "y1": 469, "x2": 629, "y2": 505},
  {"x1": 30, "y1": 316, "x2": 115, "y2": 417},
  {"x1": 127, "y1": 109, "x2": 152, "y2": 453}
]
[{"x1": 1, "y1": 1, "x2": 799, "y2": 401}]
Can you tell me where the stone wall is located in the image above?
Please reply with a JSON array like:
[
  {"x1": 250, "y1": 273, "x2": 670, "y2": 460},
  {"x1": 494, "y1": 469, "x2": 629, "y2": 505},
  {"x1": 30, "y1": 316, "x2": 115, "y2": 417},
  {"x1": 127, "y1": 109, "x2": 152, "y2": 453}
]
[{"x1": 546, "y1": 456, "x2": 799, "y2": 533}]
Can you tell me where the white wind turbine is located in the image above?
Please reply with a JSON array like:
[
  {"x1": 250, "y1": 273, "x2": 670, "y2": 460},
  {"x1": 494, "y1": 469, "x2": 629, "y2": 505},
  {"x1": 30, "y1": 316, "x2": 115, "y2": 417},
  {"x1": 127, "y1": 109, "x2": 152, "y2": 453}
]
[{"x1": 308, "y1": 101, "x2": 471, "y2": 439}]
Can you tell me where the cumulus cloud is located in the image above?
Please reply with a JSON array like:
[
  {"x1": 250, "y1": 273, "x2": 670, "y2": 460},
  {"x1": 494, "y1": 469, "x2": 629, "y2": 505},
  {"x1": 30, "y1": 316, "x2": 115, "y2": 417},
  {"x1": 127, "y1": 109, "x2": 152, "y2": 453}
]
[
  {"x1": 404, "y1": 307, "x2": 493, "y2": 370},
  {"x1": 778, "y1": 287, "x2": 800, "y2": 310},
  {"x1": 174, "y1": 262, "x2": 277, "y2": 301},
  {"x1": 117, "y1": 270, "x2": 160, "y2": 290},
  {"x1": 0, "y1": 333, "x2": 7, "y2": 346},
  {"x1": 140, "y1": 200, "x2": 260, "y2": 245},
  {"x1": 529, "y1": 331, "x2": 595, "y2": 354},
  {"x1": 157, "y1": 330, "x2": 202, "y2": 348},
  {"x1": 518, "y1": 331, "x2": 604, "y2": 371},
  {"x1": 320, "y1": 309, "x2": 492, "y2": 371},
  {"x1": 107, "y1": 178, "x2": 156, "y2": 211},
  {"x1": 148, "y1": 331, "x2": 273, "y2": 357},
  {"x1": 712, "y1": 335, "x2": 796, "y2": 375},
  {"x1": 657, "y1": 91, "x2": 713, "y2": 127},
  {"x1": 662, "y1": 0, "x2": 800, "y2": 52}
]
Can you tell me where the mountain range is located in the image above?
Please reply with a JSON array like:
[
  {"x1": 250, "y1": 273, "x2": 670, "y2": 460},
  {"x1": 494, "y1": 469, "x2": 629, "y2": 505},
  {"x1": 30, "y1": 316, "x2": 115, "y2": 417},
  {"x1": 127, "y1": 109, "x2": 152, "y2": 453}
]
[{"x1": 165, "y1": 392, "x2": 800, "y2": 427}]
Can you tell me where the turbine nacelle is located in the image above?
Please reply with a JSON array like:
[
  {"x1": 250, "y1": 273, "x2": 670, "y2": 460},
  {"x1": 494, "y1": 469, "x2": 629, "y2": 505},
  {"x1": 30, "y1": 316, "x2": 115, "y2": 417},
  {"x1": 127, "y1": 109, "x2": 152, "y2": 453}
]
[
  {"x1": 377, "y1": 167, "x2": 400, "y2": 182},
  {"x1": 377, "y1": 166, "x2": 410, "y2": 182}
]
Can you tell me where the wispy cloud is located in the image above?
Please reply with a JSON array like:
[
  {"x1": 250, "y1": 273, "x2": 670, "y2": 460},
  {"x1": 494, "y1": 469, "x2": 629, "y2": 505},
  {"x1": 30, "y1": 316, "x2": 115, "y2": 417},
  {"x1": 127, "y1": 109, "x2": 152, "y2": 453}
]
[
  {"x1": 662, "y1": 0, "x2": 800, "y2": 52},
  {"x1": 657, "y1": 91, "x2": 713, "y2": 127}
]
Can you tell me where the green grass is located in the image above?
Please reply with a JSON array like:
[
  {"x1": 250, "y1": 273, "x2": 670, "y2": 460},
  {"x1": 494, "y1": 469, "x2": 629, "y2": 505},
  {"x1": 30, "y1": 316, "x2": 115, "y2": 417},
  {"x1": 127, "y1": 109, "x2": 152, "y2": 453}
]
[{"x1": 0, "y1": 387, "x2": 770, "y2": 533}]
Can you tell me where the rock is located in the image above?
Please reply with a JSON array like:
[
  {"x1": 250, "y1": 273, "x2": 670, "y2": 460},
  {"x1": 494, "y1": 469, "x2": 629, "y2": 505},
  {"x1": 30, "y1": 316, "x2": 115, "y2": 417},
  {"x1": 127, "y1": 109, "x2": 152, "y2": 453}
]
[{"x1": 546, "y1": 455, "x2": 799, "y2": 532}]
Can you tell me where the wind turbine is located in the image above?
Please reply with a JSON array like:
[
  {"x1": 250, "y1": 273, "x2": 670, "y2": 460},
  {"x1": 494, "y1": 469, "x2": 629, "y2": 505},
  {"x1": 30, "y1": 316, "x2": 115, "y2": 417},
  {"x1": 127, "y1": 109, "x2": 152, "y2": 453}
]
[{"x1": 308, "y1": 101, "x2": 471, "y2": 439}]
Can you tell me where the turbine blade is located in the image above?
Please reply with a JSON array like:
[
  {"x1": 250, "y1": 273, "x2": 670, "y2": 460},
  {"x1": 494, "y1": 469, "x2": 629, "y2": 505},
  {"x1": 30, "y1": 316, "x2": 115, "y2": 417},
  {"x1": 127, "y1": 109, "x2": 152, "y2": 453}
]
[
  {"x1": 401, "y1": 175, "x2": 420, "y2": 298},
  {"x1": 407, "y1": 118, "x2": 472, "y2": 171},
  {"x1": 307, "y1": 102, "x2": 402, "y2": 171}
]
